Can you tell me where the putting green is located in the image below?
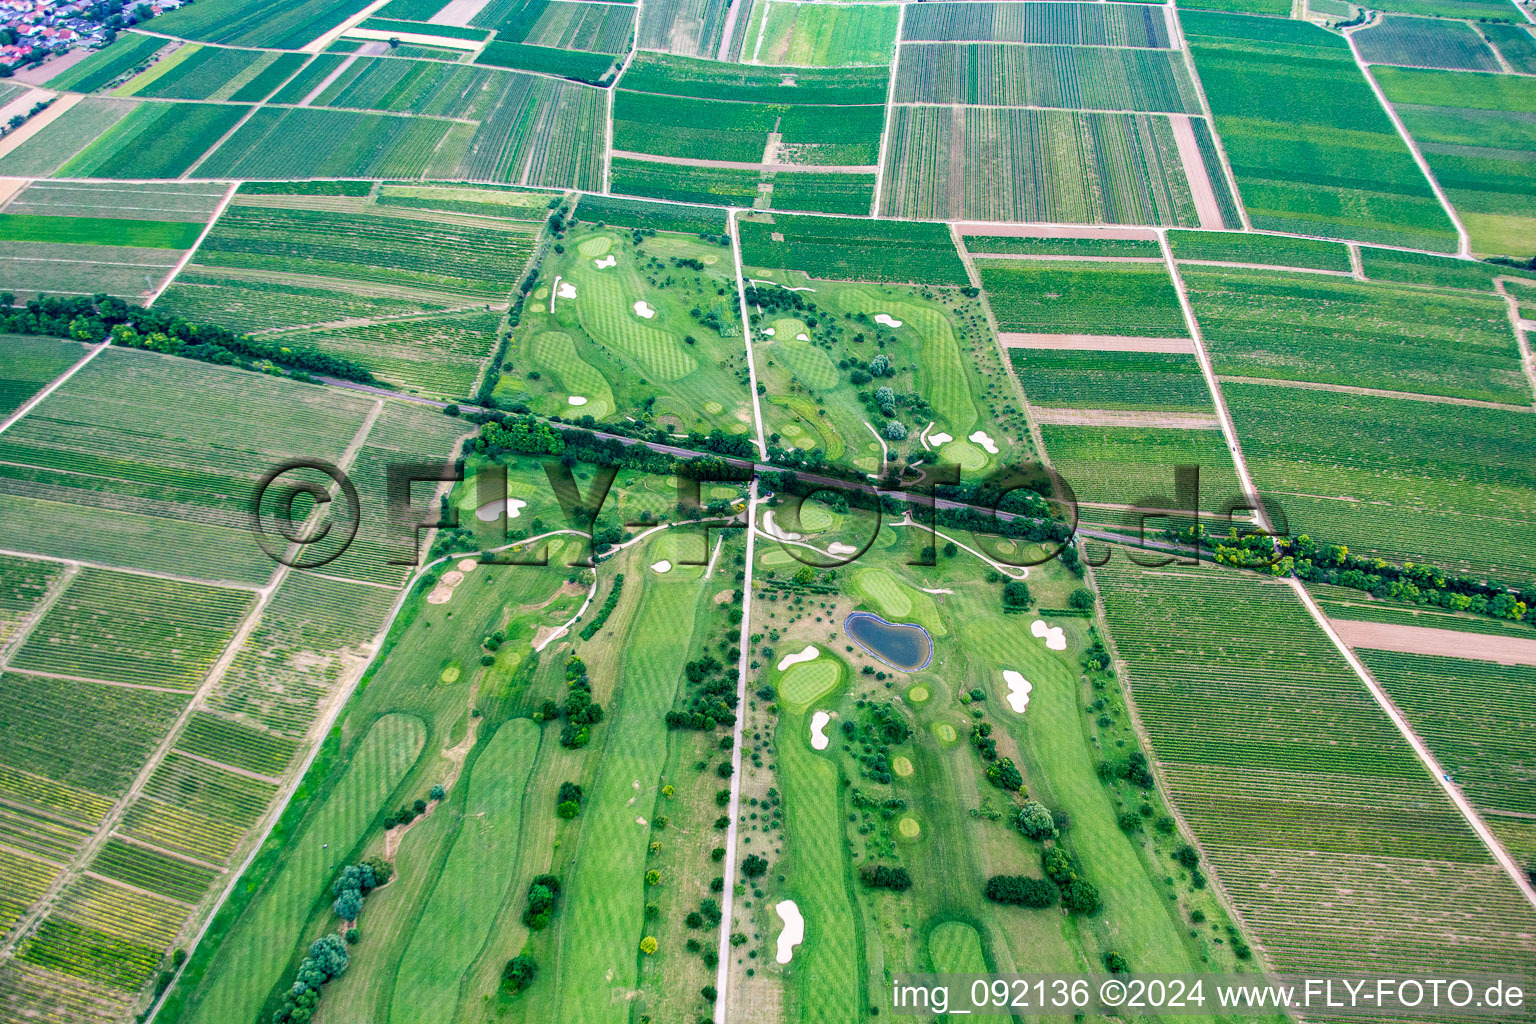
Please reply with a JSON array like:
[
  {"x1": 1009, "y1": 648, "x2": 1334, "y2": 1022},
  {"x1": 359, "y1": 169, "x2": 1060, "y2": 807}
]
[
  {"x1": 780, "y1": 658, "x2": 839, "y2": 709},
  {"x1": 708, "y1": 485, "x2": 738, "y2": 500},
  {"x1": 906, "y1": 685, "x2": 929, "y2": 704},
  {"x1": 897, "y1": 815, "x2": 921, "y2": 838},
  {"x1": 704, "y1": 401, "x2": 723, "y2": 415},
  {"x1": 783, "y1": 501, "x2": 834, "y2": 534},
  {"x1": 759, "y1": 547, "x2": 796, "y2": 566},
  {"x1": 892, "y1": 755, "x2": 914, "y2": 777},
  {"x1": 931, "y1": 721, "x2": 958, "y2": 744},
  {"x1": 939, "y1": 438, "x2": 988, "y2": 471},
  {"x1": 439, "y1": 664, "x2": 461, "y2": 684},
  {"x1": 577, "y1": 234, "x2": 612, "y2": 258}
]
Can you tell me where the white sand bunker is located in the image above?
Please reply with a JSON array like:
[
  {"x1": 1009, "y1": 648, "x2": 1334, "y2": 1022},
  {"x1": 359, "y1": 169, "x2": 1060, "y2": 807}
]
[
  {"x1": 929, "y1": 432, "x2": 953, "y2": 446},
  {"x1": 969, "y1": 430, "x2": 999, "y2": 455},
  {"x1": 457, "y1": 558, "x2": 479, "y2": 572},
  {"x1": 775, "y1": 900, "x2": 805, "y2": 963},
  {"x1": 762, "y1": 510, "x2": 802, "y2": 541},
  {"x1": 633, "y1": 300, "x2": 655, "y2": 319},
  {"x1": 762, "y1": 327, "x2": 775, "y2": 336},
  {"x1": 594, "y1": 255, "x2": 616, "y2": 269},
  {"x1": 651, "y1": 559, "x2": 672, "y2": 574},
  {"x1": 810, "y1": 710, "x2": 831, "y2": 750},
  {"x1": 636, "y1": 816, "x2": 647, "y2": 826},
  {"x1": 874, "y1": 313, "x2": 903, "y2": 328},
  {"x1": 427, "y1": 569, "x2": 465, "y2": 604},
  {"x1": 827, "y1": 542, "x2": 857, "y2": 556},
  {"x1": 777, "y1": 644, "x2": 818, "y2": 671},
  {"x1": 1003, "y1": 670, "x2": 1033, "y2": 713},
  {"x1": 568, "y1": 395, "x2": 588, "y2": 406},
  {"x1": 557, "y1": 280, "x2": 576, "y2": 299},
  {"x1": 476, "y1": 497, "x2": 527, "y2": 522},
  {"x1": 1032, "y1": 619, "x2": 1067, "y2": 651},
  {"x1": 796, "y1": 332, "x2": 809, "y2": 341}
]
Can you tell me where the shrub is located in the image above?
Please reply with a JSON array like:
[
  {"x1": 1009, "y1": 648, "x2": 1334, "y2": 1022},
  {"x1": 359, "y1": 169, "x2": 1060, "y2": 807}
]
[
  {"x1": 1173, "y1": 844, "x2": 1200, "y2": 870},
  {"x1": 1102, "y1": 951, "x2": 1129, "y2": 974},
  {"x1": 1060, "y1": 878, "x2": 1102, "y2": 915},
  {"x1": 1068, "y1": 588, "x2": 1095, "y2": 610},
  {"x1": 741, "y1": 854, "x2": 769, "y2": 878},
  {"x1": 640, "y1": 936, "x2": 658, "y2": 954},
  {"x1": 985, "y1": 757, "x2": 1023, "y2": 792},
  {"x1": 858, "y1": 864, "x2": 912, "y2": 891},
  {"x1": 502, "y1": 953, "x2": 537, "y2": 994},
  {"x1": 1117, "y1": 812, "x2": 1141, "y2": 832},
  {"x1": 983, "y1": 875, "x2": 1058, "y2": 908},
  {"x1": 1002, "y1": 580, "x2": 1032, "y2": 612}
]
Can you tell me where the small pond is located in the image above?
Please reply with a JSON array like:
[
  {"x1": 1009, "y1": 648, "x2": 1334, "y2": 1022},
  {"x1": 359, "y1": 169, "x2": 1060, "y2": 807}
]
[{"x1": 844, "y1": 612, "x2": 933, "y2": 672}]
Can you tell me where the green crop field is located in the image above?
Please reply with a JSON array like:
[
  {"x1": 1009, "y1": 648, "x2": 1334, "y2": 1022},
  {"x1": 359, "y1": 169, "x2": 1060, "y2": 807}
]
[
  {"x1": 880, "y1": 106, "x2": 1199, "y2": 224},
  {"x1": 1167, "y1": 230, "x2": 1352, "y2": 272},
  {"x1": 1376, "y1": 67, "x2": 1536, "y2": 258},
  {"x1": 739, "y1": 214, "x2": 968, "y2": 285},
  {"x1": 1371, "y1": 0, "x2": 1523, "y2": 18},
  {"x1": 0, "y1": 335, "x2": 87, "y2": 419},
  {"x1": 56, "y1": 100, "x2": 248, "y2": 179},
  {"x1": 498, "y1": 0, "x2": 636, "y2": 53},
  {"x1": 159, "y1": 190, "x2": 538, "y2": 333},
  {"x1": 0, "y1": 97, "x2": 138, "y2": 177},
  {"x1": 3, "y1": 180, "x2": 227, "y2": 221},
  {"x1": 1182, "y1": 265, "x2": 1528, "y2": 402},
  {"x1": 46, "y1": 32, "x2": 167, "y2": 92},
  {"x1": 1357, "y1": 649, "x2": 1536, "y2": 817},
  {"x1": 0, "y1": 213, "x2": 202, "y2": 249},
  {"x1": 476, "y1": 40, "x2": 617, "y2": 84},
  {"x1": 1360, "y1": 246, "x2": 1536, "y2": 291},
  {"x1": 902, "y1": 1, "x2": 1173, "y2": 47},
  {"x1": 894, "y1": 43, "x2": 1201, "y2": 113},
  {"x1": 1010, "y1": 349, "x2": 1214, "y2": 412},
  {"x1": 575, "y1": 193, "x2": 727, "y2": 234},
  {"x1": 1480, "y1": 22, "x2": 1536, "y2": 73},
  {"x1": 609, "y1": 158, "x2": 874, "y2": 214},
  {"x1": 1038, "y1": 423, "x2": 1245, "y2": 512},
  {"x1": 1183, "y1": 11, "x2": 1458, "y2": 251},
  {"x1": 964, "y1": 234, "x2": 1162, "y2": 258},
  {"x1": 1355, "y1": 14, "x2": 1501, "y2": 71},
  {"x1": 151, "y1": 0, "x2": 376, "y2": 48},
  {"x1": 753, "y1": 2, "x2": 898, "y2": 66},
  {"x1": 977, "y1": 259, "x2": 1189, "y2": 336},
  {"x1": 118, "y1": 44, "x2": 310, "y2": 102},
  {"x1": 1095, "y1": 561, "x2": 1536, "y2": 977},
  {"x1": 0, "y1": 347, "x2": 376, "y2": 584},
  {"x1": 276, "y1": 310, "x2": 503, "y2": 401},
  {"x1": 1222, "y1": 381, "x2": 1536, "y2": 581},
  {"x1": 498, "y1": 223, "x2": 751, "y2": 434}
]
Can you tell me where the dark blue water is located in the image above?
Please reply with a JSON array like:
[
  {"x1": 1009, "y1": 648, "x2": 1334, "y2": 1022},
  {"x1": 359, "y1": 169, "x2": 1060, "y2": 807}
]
[{"x1": 844, "y1": 612, "x2": 933, "y2": 672}]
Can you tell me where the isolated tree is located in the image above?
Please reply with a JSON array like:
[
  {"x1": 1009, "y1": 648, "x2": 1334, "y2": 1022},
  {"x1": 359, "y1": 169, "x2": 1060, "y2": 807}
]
[
  {"x1": 740, "y1": 854, "x2": 769, "y2": 878},
  {"x1": 884, "y1": 420, "x2": 907, "y2": 441},
  {"x1": 1060, "y1": 878, "x2": 1102, "y2": 915},
  {"x1": 1103, "y1": 951, "x2": 1130, "y2": 974},
  {"x1": 502, "y1": 954, "x2": 537, "y2": 994},
  {"x1": 1014, "y1": 801, "x2": 1057, "y2": 841},
  {"x1": 985, "y1": 756, "x2": 1023, "y2": 792},
  {"x1": 1002, "y1": 580, "x2": 1032, "y2": 611},
  {"x1": 1068, "y1": 588, "x2": 1095, "y2": 610}
]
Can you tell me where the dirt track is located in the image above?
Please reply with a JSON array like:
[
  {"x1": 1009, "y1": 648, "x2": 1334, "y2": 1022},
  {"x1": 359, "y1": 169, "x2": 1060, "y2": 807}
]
[{"x1": 1333, "y1": 618, "x2": 1536, "y2": 666}]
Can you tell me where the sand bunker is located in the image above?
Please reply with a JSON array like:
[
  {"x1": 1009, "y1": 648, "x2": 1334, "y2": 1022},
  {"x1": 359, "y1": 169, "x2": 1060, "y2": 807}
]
[
  {"x1": 969, "y1": 430, "x2": 999, "y2": 455},
  {"x1": 1031, "y1": 619, "x2": 1067, "y2": 651},
  {"x1": 762, "y1": 510, "x2": 802, "y2": 541},
  {"x1": 427, "y1": 568, "x2": 466, "y2": 604},
  {"x1": 476, "y1": 497, "x2": 527, "y2": 522},
  {"x1": 651, "y1": 559, "x2": 672, "y2": 574},
  {"x1": 929, "y1": 432, "x2": 952, "y2": 446},
  {"x1": 457, "y1": 559, "x2": 479, "y2": 573},
  {"x1": 568, "y1": 395, "x2": 588, "y2": 406},
  {"x1": 762, "y1": 327, "x2": 776, "y2": 336},
  {"x1": 874, "y1": 313, "x2": 903, "y2": 328},
  {"x1": 1003, "y1": 670, "x2": 1033, "y2": 712},
  {"x1": 775, "y1": 900, "x2": 805, "y2": 964},
  {"x1": 633, "y1": 300, "x2": 655, "y2": 319},
  {"x1": 796, "y1": 332, "x2": 809, "y2": 341},
  {"x1": 777, "y1": 644, "x2": 819, "y2": 671},
  {"x1": 594, "y1": 255, "x2": 616, "y2": 269},
  {"x1": 810, "y1": 710, "x2": 831, "y2": 750},
  {"x1": 827, "y1": 542, "x2": 857, "y2": 556},
  {"x1": 557, "y1": 280, "x2": 576, "y2": 300}
]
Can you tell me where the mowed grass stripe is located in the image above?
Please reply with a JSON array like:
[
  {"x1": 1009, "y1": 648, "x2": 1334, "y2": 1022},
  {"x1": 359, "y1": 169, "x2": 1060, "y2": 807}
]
[
  {"x1": 553, "y1": 579, "x2": 699, "y2": 1024},
  {"x1": 181, "y1": 713, "x2": 426, "y2": 1024},
  {"x1": 388, "y1": 718, "x2": 540, "y2": 1024}
]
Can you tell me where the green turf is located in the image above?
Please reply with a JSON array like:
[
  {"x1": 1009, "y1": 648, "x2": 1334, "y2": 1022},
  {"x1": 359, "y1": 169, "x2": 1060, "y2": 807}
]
[
  {"x1": 0, "y1": 214, "x2": 202, "y2": 249},
  {"x1": 779, "y1": 656, "x2": 841, "y2": 710}
]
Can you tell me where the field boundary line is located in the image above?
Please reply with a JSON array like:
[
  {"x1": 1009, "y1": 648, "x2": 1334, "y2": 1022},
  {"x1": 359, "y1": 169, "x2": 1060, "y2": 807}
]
[
  {"x1": 1347, "y1": 242, "x2": 1365, "y2": 280},
  {"x1": 146, "y1": 179, "x2": 239, "y2": 307},
  {"x1": 0, "y1": 669, "x2": 196, "y2": 693},
  {"x1": 714, "y1": 482, "x2": 757, "y2": 1024},
  {"x1": 1216, "y1": 374, "x2": 1533, "y2": 412},
  {"x1": 166, "y1": 749, "x2": 282, "y2": 786},
  {"x1": 1494, "y1": 276, "x2": 1536, "y2": 407},
  {"x1": 603, "y1": 0, "x2": 642, "y2": 194},
  {"x1": 0, "y1": 547, "x2": 268, "y2": 592},
  {"x1": 1342, "y1": 23, "x2": 1471, "y2": 258},
  {"x1": 1163, "y1": 229, "x2": 1536, "y2": 912},
  {"x1": 0, "y1": 563, "x2": 76, "y2": 670},
  {"x1": 1165, "y1": 0, "x2": 1250, "y2": 230},
  {"x1": 727, "y1": 209, "x2": 769, "y2": 459},
  {"x1": 0, "y1": 339, "x2": 108, "y2": 436},
  {"x1": 0, "y1": 399, "x2": 386, "y2": 970},
  {"x1": 871, "y1": 3, "x2": 906, "y2": 217}
]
